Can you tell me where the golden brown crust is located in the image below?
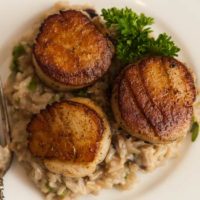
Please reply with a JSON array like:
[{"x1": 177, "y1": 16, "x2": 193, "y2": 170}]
[
  {"x1": 27, "y1": 100, "x2": 104, "y2": 162},
  {"x1": 33, "y1": 10, "x2": 114, "y2": 89},
  {"x1": 112, "y1": 56, "x2": 196, "y2": 143}
]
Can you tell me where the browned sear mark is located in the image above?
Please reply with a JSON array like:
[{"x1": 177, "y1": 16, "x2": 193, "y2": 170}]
[
  {"x1": 27, "y1": 100, "x2": 104, "y2": 162},
  {"x1": 33, "y1": 10, "x2": 114, "y2": 89},
  {"x1": 112, "y1": 56, "x2": 196, "y2": 143}
]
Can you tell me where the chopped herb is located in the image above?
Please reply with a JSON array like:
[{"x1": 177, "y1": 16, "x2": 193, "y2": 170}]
[
  {"x1": 101, "y1": 7, "x2": 180, "y2": 63},
  {"x1": 13, "y1": 44, "x2": 26, "y2": 57},
  {"x1": 10, "y1": 44, "x2": 26, "y2": 72},
  {"x1": 46, "y1": 183, "x2": 57, "y2": 193},
  {"x1": 48, "y1": 93, "x2": 65, "y2": 104},
  {"x1": 77, "y1": 90, "x2": 88, "y2": 97},
  {"x1": 58, "y1": 189, "x2": 68, "y2": 198},
  {"x1": 72, "y1": 88, "x2": 89, "y2": 97},
  {"x1": 124, "y1": 174, "x2": 128, "y2": 179},
  {"x1": 27, "y1": 77, "x2": 37, "y2": 92},
  {"x1": 191, "y1": 121, "x2": 199, "y2": 142}
]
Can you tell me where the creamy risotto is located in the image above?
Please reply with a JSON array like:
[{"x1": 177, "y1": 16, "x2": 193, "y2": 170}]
[{"x1": 4, "y1": 2, "x2": 197, "y2": 200}]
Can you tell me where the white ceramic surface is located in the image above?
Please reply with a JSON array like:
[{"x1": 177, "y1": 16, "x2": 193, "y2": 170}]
[{"x1": 0, "y1": 0, "x2": 200, "y2": 199}]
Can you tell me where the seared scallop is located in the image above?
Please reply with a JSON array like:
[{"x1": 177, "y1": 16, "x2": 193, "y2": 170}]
[
  {"x1": 27, "y1": 98, "x2": 111, "y2": 177},
  {"x1": 33, "y1": 10, "x2": 114, "y2": 91},
  {"x1": 112, "y1": 56, "x2": 196, "y2": 144}
]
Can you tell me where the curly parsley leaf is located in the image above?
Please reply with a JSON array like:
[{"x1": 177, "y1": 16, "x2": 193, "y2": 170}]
[
  {"x1": 149, "y1": 33, "x2": 180, "y2": 57},
  {"x1": 101, "y1": 7, "x2": 180, "y2": 63}
]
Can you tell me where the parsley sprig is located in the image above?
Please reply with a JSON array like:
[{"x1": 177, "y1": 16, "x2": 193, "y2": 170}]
[{"x1": 102, "y1": 7, "x2": 180, "y2": 63}]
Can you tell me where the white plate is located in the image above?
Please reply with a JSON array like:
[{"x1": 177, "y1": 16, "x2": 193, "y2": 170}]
[{"x1": 1, "y1": 0, "x2": 200, "y2": 199}]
